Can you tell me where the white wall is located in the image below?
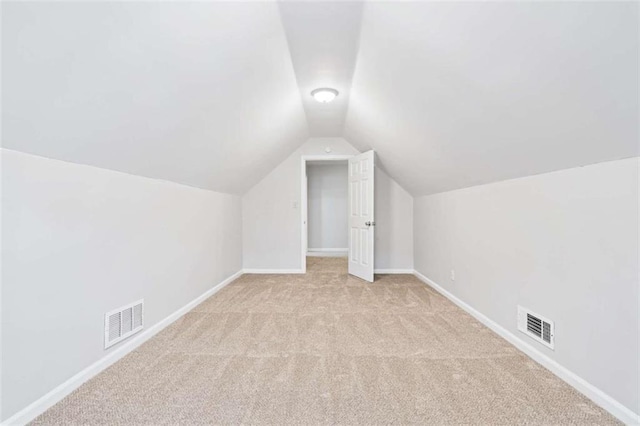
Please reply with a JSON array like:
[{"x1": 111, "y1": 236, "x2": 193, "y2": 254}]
[
  {"x1": 243, "y1": 137, "x2": 413, "y2": 271},
  {"x1": 1, "y1": 150, "x2": 243, "y2": 420},
  {"x1": 374, "y1": 165, "x2": 414, "y2": 272},
  {"x1": 414, "y1": 157, "x2": 639, "y2": 416},
  {"x1": 307, "y1": 163, "x2": 348, "y2": 251}
]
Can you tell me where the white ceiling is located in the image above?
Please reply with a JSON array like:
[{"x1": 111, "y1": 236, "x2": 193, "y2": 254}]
[
  {"x1": 278, "y1": 1, "x2": 362, "y2": 137},
  {"x1": 345, "y1": 1, "x2": 639, "y2": 195},
  {"x1": 3, "y1": 1, "x2": 638, "y2": 196},
  {"x1": 2, "y1": 2, "x2": 308, "y2": 194}
]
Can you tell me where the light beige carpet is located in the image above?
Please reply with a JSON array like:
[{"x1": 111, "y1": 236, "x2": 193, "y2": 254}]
[{"x1": 33, "y1": 257, "x2": 618, "y2": 425}]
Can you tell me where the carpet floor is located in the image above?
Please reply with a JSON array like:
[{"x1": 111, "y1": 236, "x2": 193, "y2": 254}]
[{"x1": 33, "y1": 257, "x2": 618, "y2": 425}]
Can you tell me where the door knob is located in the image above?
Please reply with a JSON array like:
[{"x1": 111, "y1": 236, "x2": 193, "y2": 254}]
[{"x1": 365, "y1": 221, "x2": 376, "y2": 227}]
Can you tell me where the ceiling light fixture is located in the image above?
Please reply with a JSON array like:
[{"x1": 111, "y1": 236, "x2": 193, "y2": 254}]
[{"x1": 311, "y1": 88, "x2": 339, "y2": 103}]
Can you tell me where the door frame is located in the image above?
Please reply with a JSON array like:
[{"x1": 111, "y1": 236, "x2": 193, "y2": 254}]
[{"x1": 300, "y1": 155, "x2": 354, "y2": 273}]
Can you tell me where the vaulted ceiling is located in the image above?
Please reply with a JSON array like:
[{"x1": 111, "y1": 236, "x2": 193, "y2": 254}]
[
  {"x1": 3, "y1": 1, "x2": 638, "y2": 195},
  {"x1": 344, "y1": 1, "x2": 639, "y2": 195},
  {"x1": 3, "y1": 2, "x2": 308, "y2": 194}
]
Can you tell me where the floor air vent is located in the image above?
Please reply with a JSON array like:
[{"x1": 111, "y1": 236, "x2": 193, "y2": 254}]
[
  {"x1": 105, "y1": 300, "x2": 144, "y2": 349},
  {"x1": 517, "y1": 306, "x2": 554, "y2": 349}
]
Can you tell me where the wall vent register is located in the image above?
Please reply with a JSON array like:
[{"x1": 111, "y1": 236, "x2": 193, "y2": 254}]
[
  {"x1": 517, "y1": 306, "x2": 554, "y2": 349},
  {"x1": 104, "y1": 300, "x2": 144, "y2": 349}
]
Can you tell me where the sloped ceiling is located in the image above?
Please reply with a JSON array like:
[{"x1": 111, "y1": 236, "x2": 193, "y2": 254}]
[
  {"x1": 2, "y1": 2, "x2": 308, "y2": 194},
  {"x1": 345, "y1": 1, "x2": 639, "y2": 195},
  {"x1": 278, "y1": 1, "x2": 362, "y2": 137},
  {"x1": 3, "y1": 2, "x2": 638, "y2": 196}
]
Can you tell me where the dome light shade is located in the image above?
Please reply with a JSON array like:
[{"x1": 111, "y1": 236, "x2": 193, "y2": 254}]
[{"x1": 311, "y1": 88, "x2": 339, "y2": 103}]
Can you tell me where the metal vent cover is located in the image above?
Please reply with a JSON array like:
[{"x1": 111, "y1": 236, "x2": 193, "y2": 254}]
[
  {"x1": 518, "y1": 306, "x2": 554, "y2": 349},
  {"x1": 105, "y1": 300, "x2": 144, "y2": 349}
]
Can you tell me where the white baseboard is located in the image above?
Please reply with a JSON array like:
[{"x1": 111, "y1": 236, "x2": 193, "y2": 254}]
[
  {"x1": 413, "y1": 270, "x2": 640, "y2": 426},
  {"x1": 7, "y1": 268, "x2": 636, "y2": 425},
  {"x1": 2, "y1": 269, "x2": 244, "y2": 426},
  {"x1": 307, "y1": 249, "x2": 348, "y2": 258},
  {"x1": 242, "y1": 268, "x2": 305, "y2": 274},
  {"x1": 374, "y1": 268, "x2": 414, "y2": 274}
]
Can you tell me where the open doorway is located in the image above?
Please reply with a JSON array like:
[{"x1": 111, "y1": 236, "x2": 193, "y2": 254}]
[
  {"x1": 300, "y1": 155, "x2": 352, "y2": 272},
  {"x1": 306, "y1": 160, "x2": 349, "y2": 257},
  {"x1": 300, "y1": 151, "x2": 376, "y2": 280}
]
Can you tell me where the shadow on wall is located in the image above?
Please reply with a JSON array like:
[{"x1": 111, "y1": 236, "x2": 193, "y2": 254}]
[{"x1": 374, "y1": 168, "x2": 414, "y2": 270}]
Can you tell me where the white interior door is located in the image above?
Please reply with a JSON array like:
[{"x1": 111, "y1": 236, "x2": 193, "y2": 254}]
[{"x1": 348, "y1": 150, "x2": 375, "y2": 282}]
